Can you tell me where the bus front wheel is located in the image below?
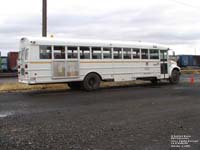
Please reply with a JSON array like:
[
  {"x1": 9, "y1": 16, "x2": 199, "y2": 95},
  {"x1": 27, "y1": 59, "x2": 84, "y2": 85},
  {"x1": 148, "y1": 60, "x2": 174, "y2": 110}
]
[
  {"x1": 170, "y1": 70, "x2": 180, "y2": 84},
  {"x1": 83, "y1": 73, "x2": 101, "y2": 91}
]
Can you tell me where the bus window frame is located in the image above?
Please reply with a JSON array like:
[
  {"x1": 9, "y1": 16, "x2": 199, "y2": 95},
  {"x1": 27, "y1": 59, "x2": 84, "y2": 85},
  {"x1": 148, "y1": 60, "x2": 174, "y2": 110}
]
[
  {"x1": 132, "y1": 48, "x2": 141, "y2": 59},
  {"x1": 113, "y1": 47, "x2": 122, "y2": 59},
  {"x1": 123, "y1": 48, "x2": 132, "y2": 59},
  {"x1": 141, "y1": 49, "x2": 149, "y2": 60},
  {"x1": 39, "y1": 45, "x2": 52, "y2": 60},
  {"x1": 67, "y1": 46, "x2": 78, "y2": 59},
  {"x1": 103, "y1": 47, "x2": 112, "y2": 59},
  {"x1": 92, "y1": 47, "x2": 102, "y2": 59},
  {"x1": 80, "y1": 46, "x2": 90, "y2": 59},
  {"x1": 53, "y1": 45, "x2": 66, "y2": 60},
  {"x1": 149, "y1": 49, "x2": 159, "y2": 60}
]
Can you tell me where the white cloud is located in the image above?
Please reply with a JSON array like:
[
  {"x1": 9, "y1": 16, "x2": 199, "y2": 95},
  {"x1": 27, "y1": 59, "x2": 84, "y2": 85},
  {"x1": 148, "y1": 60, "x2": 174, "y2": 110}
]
[{"x1": 1, "y1": 0, "x2": 200, "y2": 55}]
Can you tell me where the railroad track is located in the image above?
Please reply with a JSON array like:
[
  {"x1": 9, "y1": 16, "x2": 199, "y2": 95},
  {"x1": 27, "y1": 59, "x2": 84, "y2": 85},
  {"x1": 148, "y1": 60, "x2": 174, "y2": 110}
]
[{"x1": 0, "y1": 72, "x2": 18, "y2": 77}]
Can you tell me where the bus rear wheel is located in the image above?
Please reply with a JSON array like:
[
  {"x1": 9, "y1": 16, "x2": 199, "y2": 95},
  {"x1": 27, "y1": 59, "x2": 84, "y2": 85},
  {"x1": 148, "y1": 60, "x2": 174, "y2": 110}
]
[
  {"x1": 68, "y1": 82, "x2": 82, "y2": 90},
  {"x1": 170, "y1": 70, "x2": 180, "y2": 84},
  {"x1": 83, "y1": 73, "x2": 101, "y2": 91}
]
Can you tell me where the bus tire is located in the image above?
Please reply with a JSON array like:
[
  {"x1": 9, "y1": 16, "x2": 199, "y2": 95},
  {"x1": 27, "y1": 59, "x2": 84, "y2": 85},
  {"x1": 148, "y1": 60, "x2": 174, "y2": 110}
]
[
  {"x1": 170, "y1": 70, "x2": 180, "y2": 84},
  {"x1": 68, "y1": 82, "x2": 82, "y2": 90},
  {"x1": 83, "y1": 73, "x2": 101, "y2": 91}
]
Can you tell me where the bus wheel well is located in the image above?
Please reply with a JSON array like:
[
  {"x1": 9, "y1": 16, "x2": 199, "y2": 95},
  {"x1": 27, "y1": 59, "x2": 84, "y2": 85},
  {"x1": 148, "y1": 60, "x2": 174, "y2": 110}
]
[
  {"x1": 172, "y1": 68, "x2": 181, "y2": 75},
  {"x1": 84, "y1": 72, "x2": 102, "y2": 81},
  {"x1": 170, "y1": 68, "x2": 181, "y2": 84}
]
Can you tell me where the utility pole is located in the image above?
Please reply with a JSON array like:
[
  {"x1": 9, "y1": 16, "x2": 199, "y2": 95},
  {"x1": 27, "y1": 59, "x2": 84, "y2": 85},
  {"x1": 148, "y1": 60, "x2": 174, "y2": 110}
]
[{"x1": 42, "y1": 0, "x2": 47, "y2": 37}]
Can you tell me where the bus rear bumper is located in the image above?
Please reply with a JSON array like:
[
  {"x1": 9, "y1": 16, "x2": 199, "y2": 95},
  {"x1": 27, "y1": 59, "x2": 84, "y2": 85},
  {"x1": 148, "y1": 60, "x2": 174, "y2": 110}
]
[{"x1": 18, "y1": 77, "x2": 36, "y2": 84}]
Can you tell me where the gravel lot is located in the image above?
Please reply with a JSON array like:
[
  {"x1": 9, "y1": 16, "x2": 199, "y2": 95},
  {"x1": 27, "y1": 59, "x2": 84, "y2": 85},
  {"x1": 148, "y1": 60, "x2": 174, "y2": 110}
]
[{"x1": 0, "y1": 77, "x2": 200, "y2": 150}]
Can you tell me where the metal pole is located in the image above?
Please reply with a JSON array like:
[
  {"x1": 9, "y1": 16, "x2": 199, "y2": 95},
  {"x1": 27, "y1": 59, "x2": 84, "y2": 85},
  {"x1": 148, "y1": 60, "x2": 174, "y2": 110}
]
[{"x1": 42, "y1": 0, "x2": 47, "y2": 37}]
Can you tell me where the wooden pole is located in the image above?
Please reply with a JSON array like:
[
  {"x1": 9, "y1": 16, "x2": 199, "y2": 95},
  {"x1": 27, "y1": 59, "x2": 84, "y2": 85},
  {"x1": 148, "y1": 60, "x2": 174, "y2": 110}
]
[{"x1": 42, "y1": 0, "x2": 47, "y2": 37}]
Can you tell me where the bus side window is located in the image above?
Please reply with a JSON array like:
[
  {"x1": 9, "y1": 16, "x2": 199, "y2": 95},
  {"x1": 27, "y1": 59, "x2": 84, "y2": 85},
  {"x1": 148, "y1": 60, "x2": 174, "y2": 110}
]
[
  {"x1": 141, "y1": 49, "x2": 148, "y2": 59},
  {"x1": 150, "y1": 49, "x2": 159, "y2": 59},
  {"x1": 80, "y1": 47, "x2": 90, "y2": 59},
  {"x1": 39, "y1": 45, "x2": 52, "y2": 59},
  {"x1": 133, "y1": 48, "x2": 140, "y2": 59},
  {"x1": 123, "y1": 48, "x2": 131, "y2": 59},
  {"x1": 67, "y1": 46, "x2": 78, "y2": 59},
  {"x1": 54, "y1": 46, "x2": 65, "y2": 59},
  {"x1": 92, "y1": 47, "x2": 102, "y2": 59},
  {"x1": 113, "y1": 48, "x2": 122, "y2": 59},
  {"x1": 103, "y1": 47, "x2": 112, "y2": 59}
]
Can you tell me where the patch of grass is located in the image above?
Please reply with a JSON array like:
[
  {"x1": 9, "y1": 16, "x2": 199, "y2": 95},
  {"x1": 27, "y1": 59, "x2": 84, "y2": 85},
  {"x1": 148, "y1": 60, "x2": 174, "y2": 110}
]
[
  {"x1": 181, "y1": 70, "x2": 200, "y2": 74},
  {"x1": 0, "y1": 83, "x2": 68, "y2": 92},
  {"x1": 0, "y1": 80, "x2": 146, "y2": 93}
]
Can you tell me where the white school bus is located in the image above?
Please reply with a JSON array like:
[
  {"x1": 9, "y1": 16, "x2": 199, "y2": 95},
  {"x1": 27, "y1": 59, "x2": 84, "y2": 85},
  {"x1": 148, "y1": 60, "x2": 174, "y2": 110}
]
[{"x1": 18, "y1": 37, "x2": 181, "y2": 91}]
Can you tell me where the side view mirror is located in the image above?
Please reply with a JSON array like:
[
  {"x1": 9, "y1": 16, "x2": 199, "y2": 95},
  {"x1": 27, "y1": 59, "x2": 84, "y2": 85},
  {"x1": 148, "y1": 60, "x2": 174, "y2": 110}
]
[{"x1": 172, "y1": 51, "x2": 175, "y2": 56}]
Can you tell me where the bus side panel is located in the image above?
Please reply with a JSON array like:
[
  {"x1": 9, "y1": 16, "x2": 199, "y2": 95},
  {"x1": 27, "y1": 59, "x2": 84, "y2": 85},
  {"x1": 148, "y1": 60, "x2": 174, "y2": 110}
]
[
  {"x1": 79, "y1": 61, "x2": 114, "y2": 80},
  {"x1": 112, "y1": 60, "x2": 161, "y2": 81}
]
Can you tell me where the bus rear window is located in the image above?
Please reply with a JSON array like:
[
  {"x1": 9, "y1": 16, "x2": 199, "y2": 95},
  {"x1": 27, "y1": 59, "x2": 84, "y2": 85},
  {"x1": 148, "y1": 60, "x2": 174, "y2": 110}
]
[
  {"x1": 18, "y1": 51, "x2": 22, "y2": 60},
  {"x1": 19, "y1": 48, "x2": 29, "y2": 60},
  {"x1": 40, "y1": 45, "x2": 52, "y2": 59}
]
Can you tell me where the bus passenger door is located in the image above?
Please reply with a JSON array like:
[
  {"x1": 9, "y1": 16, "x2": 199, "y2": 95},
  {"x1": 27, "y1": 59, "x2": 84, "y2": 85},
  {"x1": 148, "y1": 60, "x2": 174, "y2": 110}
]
[
  {"x1": 160, "y1": 50, "x2": 168, "y2": 79},
  {"x1": 65, "y1": 46, "x2": 79, "y2": 78}
]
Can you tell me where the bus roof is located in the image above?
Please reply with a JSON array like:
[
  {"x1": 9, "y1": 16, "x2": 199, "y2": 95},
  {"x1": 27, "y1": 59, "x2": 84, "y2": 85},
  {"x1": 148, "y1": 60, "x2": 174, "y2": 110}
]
[{"x1": 20, "y1": 37, "x2": 169, "y2": 50}]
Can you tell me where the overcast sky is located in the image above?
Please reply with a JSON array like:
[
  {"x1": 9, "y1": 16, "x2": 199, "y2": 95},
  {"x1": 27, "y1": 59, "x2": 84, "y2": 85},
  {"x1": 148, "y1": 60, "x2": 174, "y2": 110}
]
[{"x1": 0, "y1": 0, "x2": 200, "y2": 56}]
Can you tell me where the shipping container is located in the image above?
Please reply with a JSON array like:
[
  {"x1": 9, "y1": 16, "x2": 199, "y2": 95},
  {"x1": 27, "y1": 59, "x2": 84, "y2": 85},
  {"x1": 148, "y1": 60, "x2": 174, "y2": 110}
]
[
  {"x1": 193, "y1": 56, "x2": 200, "y2": 66},
  {"x1": 1, "y1": 57, "x2": 8, "y2": 72},
  {"x1": 1, "y1": 64, "x2": 8, "y2": 71},
  {"x1": 7, "y1": 52, "x2": 19, "y2": 71},
  {"x1": 177, "y1": 55, "x2": 200, "y2": 68},
  {"x1": 0, "y1": 51, "x2": 2, "y2": 72}
]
